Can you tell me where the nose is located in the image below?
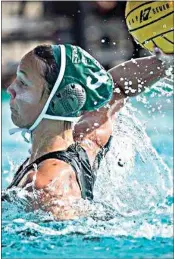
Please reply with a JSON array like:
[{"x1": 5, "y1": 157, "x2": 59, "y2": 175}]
[{"x1": 7, "y1": 85, "x2": 16, "y2": 100}]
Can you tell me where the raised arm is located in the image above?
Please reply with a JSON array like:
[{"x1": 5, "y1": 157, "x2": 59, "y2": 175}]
[
  {"x1": 109, "y1": 55, "x2": 166, "y2": 99},
  {"x1": 74, "y1": 52, "x2": 172, "y2": 159}
]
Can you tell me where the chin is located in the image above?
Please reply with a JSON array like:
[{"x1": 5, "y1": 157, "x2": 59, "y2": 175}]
[
  {"x1": 11, "y1": 113, "x2": 27, "y2": 128},
  {"x1": 11, "y1": 115, "x2": 21, "y2": 127}
]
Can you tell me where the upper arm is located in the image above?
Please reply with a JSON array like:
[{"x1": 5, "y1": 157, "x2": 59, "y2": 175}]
[
  {"x1": 73, "y1": 96, "x2": 125, "y2": 164},
  {"x1": 74, "y1": 109, "x2": 112, "y2": 147},
  {"x1": 108, "y1": 56, "x2": 165, "y2": 97},
  {"x1": 73, "y1": 72, "x2": 125, "y2": 161},
  {"x1": 74, "y1": 95, "x2": 125, "y2": 142}
]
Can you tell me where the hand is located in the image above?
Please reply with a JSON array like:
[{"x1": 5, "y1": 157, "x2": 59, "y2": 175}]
[{"x1": 153, "y1": 46, "x2": 174, "y2": 67}]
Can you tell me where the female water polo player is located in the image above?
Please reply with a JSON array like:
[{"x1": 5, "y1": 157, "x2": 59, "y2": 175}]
[{"x1": 3, "y1": 44, "x2": 173, "y2": 219}]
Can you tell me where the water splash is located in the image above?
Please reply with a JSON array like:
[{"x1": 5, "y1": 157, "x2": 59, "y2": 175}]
[
  {"x1": 2, "y1": 83, "x2": 173, "y2": 244},
  {"x1": 95, "y1": 104, "x2": 172, "y2": 200},
  {"x1": 2, "y1": 101, "x2": 173, "y2": 240}
]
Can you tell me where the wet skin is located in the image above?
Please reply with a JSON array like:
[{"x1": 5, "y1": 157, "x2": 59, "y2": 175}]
[
  {"x1": 6, "y1": 49, "x2": 166, "y2": 219},
  {"x1": 7, "y1": 52, "x2": 48, "y2": 128}
]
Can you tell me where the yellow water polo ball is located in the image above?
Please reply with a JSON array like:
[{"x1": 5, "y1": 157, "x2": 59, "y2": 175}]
[{"x1": 125, "y1": 1, "x2": 174, "y2": 53}]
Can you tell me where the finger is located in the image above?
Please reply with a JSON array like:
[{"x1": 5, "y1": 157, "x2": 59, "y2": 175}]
[{"x1": 153, "y1": 44, "x2": 163, "y2": 55}]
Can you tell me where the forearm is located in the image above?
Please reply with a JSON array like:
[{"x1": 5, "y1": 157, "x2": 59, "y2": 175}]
[{"x1": 109, "y1": 55, "x2": 166, "y2": 97}]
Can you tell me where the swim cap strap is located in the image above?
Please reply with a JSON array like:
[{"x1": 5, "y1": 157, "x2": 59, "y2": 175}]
[
  {"x1": 9, "y1": 45, "x2": 80, "y2": 143},
  {"x1": 9, "y1": 128, "x2": 31, "y2": 143},
  {"x1": 29, "y1": 44, "x2": 67, "y2": 131}
]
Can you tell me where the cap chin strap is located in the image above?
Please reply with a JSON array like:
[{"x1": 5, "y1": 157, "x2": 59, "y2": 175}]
[{"x1": 9, "y1": 45, "x2": 81, "y2": 143}]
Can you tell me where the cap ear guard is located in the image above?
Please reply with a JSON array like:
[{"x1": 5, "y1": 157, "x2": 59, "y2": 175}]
[{"x1": 48, "y1": 83, "x2": 86, "y2": 116}]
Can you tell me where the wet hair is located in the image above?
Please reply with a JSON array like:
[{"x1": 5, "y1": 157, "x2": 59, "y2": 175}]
[{"x1": 34, "y1": 45, "x2": 58, "y2": 91}]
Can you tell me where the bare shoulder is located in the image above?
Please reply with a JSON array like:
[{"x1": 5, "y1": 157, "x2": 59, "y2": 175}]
[
  {"x1": 22, "y1": 158, "x2": 81, "y2": 195},
  {"x1": 21, "y1": 158, "x2": 82, "y2": 220}
]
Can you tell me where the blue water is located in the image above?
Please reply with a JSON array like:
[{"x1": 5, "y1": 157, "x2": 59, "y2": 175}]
[{"x1": 2, "y1": 84, "x2": 173, "y2": 259}]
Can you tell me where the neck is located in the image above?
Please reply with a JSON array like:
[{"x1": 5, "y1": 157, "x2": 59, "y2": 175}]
[{"x1": 29, "y1": 119, "x2": 74, "y2": 163}]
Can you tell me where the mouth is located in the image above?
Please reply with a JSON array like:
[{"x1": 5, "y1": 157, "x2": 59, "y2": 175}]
[
  {"x1": 10, "y1": 104, "x2": 17, "y2": 113},
  {"x1": 10, "y1": 96, "x2": 17, "y2": 107}
]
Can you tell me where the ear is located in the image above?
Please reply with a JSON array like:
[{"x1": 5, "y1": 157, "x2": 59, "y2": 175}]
[{"x1": 49, "y1": 83, "x2": 86, "y2": 116}]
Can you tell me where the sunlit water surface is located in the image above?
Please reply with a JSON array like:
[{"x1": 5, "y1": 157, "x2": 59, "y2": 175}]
[{"x1": 2, "y1": 81, "x2": 173, "y2": 258}]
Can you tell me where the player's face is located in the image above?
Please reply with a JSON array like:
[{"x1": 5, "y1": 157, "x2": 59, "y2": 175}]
[{"x1": 7, "y1": 51, "x2": 48, "y2": 128}]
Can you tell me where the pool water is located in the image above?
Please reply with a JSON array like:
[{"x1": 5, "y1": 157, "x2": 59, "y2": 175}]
[{"x1": 2, "y1": 83, "x2": 173, "y2": 259}]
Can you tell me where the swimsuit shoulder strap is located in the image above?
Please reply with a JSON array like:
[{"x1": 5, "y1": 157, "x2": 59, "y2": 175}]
[
  {"x1": 7, "y1": 137, "x2": 113, "y2": 199},
  {"x1": 7, "y1": 149, "x2": 72, "y2": 189},
  {"x1": 7, "y1": 144, "x2": 95, "y2": 200},
  {"x1": 92, "y1": 135, "x2": 113, "y2": 171},
  {"x1": 10, "y1": 157, "x2": 29, "y2": 183}
]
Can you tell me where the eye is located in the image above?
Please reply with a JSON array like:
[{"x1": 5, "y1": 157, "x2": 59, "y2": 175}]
[
  {"x1": 17, "y1": 79, "x2": 27, "y2": 88},
  {"x1": 19, "y1": 80, "x2": 25, "y2": 85}
]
